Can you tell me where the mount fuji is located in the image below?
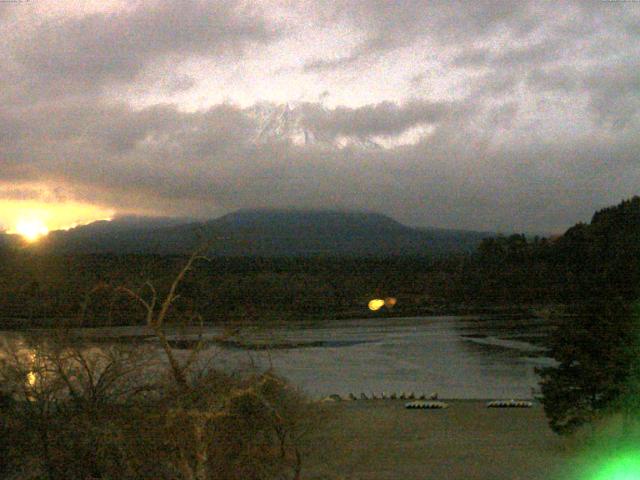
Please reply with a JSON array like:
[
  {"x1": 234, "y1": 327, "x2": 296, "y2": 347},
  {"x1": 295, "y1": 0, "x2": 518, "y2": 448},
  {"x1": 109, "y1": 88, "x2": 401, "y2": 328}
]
[{"x1": 247, "y1": 103, "x2": 381, "y2": 149}]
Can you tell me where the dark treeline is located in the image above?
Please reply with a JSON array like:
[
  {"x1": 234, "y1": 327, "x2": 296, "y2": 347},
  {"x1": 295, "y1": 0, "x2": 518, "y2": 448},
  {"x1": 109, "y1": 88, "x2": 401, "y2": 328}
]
[
  {"x1": 460, "y1": 197, "x2": 640, "y2": 435},
  {"x1": 531, "y1": 197, "x2": 640, "y2": 435},
  {"x1": 0, "y1": 252, "x2": 464, "y2": 326},
  {"x1": 462, "y1": 196, "x2": 640, "y2": 306},
  {"x1": 1, "y1": 196, "x2": 639, "y2": 327}
]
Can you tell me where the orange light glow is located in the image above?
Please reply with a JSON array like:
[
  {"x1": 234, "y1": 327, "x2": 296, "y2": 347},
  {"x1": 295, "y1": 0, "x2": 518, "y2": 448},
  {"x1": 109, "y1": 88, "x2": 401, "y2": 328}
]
[
  {"x1": 384, "y1": 297, "x2": 397, "y2": 307},
  {"x1": 1, "y1": 195, "x2": 115, "y2": 241},
  {"x1": 368, "y1": 299, "x2": 385, "y2": 311},
  {"x1": 14, "y1": 218, "x2": 49, "y2": 242}
]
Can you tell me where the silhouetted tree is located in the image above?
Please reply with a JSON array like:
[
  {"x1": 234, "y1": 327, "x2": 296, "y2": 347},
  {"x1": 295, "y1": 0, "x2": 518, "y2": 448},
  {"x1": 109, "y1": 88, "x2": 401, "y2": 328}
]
[{"x1": 536, "y1": 297, "x2": 640, "y2": 435}]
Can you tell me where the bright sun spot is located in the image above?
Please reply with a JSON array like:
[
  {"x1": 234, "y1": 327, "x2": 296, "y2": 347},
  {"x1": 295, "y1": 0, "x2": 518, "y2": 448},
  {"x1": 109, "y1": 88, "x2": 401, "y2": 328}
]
[
  {"x1": 15, "y1": 218, "x2": 49, "y2": 242},
  {"x1": 1, "y1": 185, "x2": 116, "y2": 241}
]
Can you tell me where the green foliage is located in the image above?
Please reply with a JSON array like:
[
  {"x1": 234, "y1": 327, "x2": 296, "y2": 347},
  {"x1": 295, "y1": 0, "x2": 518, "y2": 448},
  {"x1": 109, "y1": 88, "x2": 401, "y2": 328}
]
[
  {"x1": 531, "y1": 197, "x2": 640, "y2": 436},
  {"x1": 536, "y1": 299, "x2": 640, "y2": 435}
]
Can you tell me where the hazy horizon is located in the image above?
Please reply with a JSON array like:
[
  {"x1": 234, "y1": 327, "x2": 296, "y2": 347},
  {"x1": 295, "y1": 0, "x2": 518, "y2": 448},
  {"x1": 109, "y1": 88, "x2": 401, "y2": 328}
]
[{"x1": 0, "y1": 206, "x2": 565, "y2": 239}]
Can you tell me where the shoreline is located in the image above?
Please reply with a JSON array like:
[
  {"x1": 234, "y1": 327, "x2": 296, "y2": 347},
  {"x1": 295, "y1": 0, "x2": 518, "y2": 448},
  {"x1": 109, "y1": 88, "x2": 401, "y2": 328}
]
[
  {"x1": 306, "y1": 399, "x2": 571, "y2": 480},
  {"x1": 320, "y1": 397, "x2": 541, "y2": 403},
  {"x1": 0, "y1": 304, "x2": 553, "y2": 331}
]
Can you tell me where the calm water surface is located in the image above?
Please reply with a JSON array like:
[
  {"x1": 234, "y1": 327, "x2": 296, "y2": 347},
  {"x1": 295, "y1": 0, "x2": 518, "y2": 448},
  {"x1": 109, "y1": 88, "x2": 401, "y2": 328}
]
[
  {"x1": 212, "y1": 316, "x2": 553, "y2": 399},
  {"x1": 1, "y1": 316, "x2": 554, "y2": 399}
]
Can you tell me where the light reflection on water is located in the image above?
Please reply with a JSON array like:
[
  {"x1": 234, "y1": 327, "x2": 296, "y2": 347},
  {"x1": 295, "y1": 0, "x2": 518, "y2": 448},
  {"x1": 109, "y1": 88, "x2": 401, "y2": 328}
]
[{"x1": 0, "y1": 316, "x2": 553, "y2": 399}]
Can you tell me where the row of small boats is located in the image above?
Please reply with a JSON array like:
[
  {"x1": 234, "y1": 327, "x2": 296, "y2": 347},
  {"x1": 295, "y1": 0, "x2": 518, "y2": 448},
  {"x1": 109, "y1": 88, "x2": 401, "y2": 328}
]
[
  {"x1": 405, "y1": 401, "x2": 448, "y2": 409},
  {"x1": 343, "y1": 392, "x2": 439, "y2": 401},
  {"x1": 322, "y1": 394, "x2": 533, "y2": 409},
  {"x1": 405, "y1": 400, "x2": 533, "y2": 409},
  {"x1": 485, "y1": 400, "x2": 533, "y2": 408}
]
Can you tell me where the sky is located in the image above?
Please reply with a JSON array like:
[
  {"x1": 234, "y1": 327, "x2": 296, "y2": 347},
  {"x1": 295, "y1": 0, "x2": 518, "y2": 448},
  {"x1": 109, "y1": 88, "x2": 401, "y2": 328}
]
[{"x1": 0, "y1": 0, "x2": 639, "y2": 235}]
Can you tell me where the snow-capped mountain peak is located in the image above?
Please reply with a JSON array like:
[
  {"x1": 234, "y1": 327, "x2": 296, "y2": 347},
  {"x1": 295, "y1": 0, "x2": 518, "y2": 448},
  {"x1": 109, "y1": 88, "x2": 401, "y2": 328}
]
[{"x1": 247, "y1": 102, "x2": 380, "y2": 150}]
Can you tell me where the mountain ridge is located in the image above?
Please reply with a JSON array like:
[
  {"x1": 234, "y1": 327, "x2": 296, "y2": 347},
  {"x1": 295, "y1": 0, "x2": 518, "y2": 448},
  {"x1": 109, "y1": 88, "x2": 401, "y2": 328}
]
[{"x1": 11, "y1": 209, "x2": 492, "y2": 257}]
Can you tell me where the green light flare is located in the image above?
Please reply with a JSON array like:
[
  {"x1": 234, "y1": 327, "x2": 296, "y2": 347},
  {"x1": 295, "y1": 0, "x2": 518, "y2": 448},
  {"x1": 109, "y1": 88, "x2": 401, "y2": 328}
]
[{"x1": 586, "y1": 452, "x2": 640, "y2": 480}]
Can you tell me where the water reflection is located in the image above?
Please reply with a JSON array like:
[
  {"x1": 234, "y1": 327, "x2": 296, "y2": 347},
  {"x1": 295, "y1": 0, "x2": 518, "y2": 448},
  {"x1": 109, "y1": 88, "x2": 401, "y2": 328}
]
[
  {"x1": 0, "y1": 316, "x2": 552, "y2": 399},
  {"x1": 202, "y1": 316, "x2": 552, "y2": 399}
]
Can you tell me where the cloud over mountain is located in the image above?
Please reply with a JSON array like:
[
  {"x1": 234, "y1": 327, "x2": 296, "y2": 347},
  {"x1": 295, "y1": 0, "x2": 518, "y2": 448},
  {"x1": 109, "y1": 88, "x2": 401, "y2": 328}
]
[{"x1": 0, "y1": 0, "x2": 638, "y2": 233}]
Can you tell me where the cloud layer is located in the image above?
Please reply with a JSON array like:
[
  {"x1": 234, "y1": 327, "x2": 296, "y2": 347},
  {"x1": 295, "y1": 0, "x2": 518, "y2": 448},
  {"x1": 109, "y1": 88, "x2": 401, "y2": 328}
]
[{"x1": 1, "y1": 0, "x2": 639, "y2": 233}]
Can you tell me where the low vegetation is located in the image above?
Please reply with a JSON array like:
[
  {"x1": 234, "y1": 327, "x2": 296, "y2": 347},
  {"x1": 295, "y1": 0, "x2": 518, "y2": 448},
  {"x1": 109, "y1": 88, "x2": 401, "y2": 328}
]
[
  {"x1": 0, "y1": 337, "x2": 316, "y2": 479},
  {"x1": 0, "y1": 251, "x2": 319, "y2": 480}
]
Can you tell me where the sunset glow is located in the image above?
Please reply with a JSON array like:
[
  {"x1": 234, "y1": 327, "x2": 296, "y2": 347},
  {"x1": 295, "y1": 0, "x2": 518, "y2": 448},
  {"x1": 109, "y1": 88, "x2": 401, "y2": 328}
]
[
  {"x1": 1, "y1": 197, "x2": 115, "y2": 241},
  {"x1": 14, "y1": 218, "x2": 49, "y2": 242}
]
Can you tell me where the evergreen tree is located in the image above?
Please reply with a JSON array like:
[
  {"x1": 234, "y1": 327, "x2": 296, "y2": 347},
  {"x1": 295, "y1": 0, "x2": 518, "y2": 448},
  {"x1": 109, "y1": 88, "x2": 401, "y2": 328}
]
[{"x1": 536, "y1": 297, "x2": 640, "y2": 435}]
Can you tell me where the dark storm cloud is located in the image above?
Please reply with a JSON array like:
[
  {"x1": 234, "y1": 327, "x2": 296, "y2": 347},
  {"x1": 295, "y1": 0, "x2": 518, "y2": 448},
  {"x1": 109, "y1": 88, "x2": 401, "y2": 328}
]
[
  {"x1": 584, "y1": 61, "x2": 640, "y2": 127},
  {"x1": 298, "y1": 100, "x2": 464, "y2": 139},
  {"x1": 0, "y1": 100, "x2": 259, "y2": 213},
  {"x1": 1, "y1": 1, "x2": 639, "y2": 232},
  {"x1": 302, "y1": 0, "x2": 640, "y2": 133},
  {"x1": 4, "y1": 1, "x2": 279, "y2": 101},
  {"x1": 0, "y1": 101, "x2": 254, "y2": 179},
  {"x1": 526, "y1": 66, "x2": 581, "y2": 92},
  {"x1": 472, "y1": 71, "x2": 521, "y2": 96},
  {"x1": 487, "y1": 102, "x2": 519, "y2": 130},
  {"x1": 1, "y1": 97, "x2": 638, "y2": 232},
  {"x1": 302, "y1": 0, "x2": 532, "y2": 71},
  {"x1": 524, "y1": 60, "x2": 640, "y2": 126},
  {"x1": 451, "y1": 48, "x2": 491, "y2": 68},
  {"x1": 452, "y1": 42, "x2": 561, "y2": 70},
  {"x1": 355, "y1": 0, "x2": 532, "y2": 48},
  {"x1": 0, "y1": 99, "x2": 457, "y2": 193},
  {"x1": 303, "y1": 51, "x2": 364, "y2": 73},
  {"x1": 0, "y1": 187, "x2": 44, "y2": 202}
]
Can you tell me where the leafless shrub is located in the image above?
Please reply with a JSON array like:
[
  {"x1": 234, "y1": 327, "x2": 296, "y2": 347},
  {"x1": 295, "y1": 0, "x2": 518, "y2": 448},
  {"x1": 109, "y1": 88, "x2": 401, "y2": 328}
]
[
  {"x1": 0, "y1": 247, "x2": 324, "y2": 480},
  {"x1": 115, "y1": 247, "x2": 210, "y2": 389},
  {"x1": 158, "y1": 369, "x2": 319, "y2": 480},
  {"x1": 0, "y1": 330, "x2": 158, "y2": 479}
]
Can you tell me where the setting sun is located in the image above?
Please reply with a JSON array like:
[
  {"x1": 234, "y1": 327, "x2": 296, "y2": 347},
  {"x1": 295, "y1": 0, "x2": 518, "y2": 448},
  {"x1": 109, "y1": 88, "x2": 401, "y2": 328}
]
[
  {"x1": 14, "y1": 218, "x2": 49, "y2": 242},
  {"x1": 1, "y1": 184, "x2": 116, "y2": 241}
]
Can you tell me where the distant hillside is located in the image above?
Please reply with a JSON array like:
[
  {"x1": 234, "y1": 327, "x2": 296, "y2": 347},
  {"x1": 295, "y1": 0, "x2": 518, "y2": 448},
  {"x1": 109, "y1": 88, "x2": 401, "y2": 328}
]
[
  {"x1": 460, "y1": 196, "x2": 640, "y2": 305},
  {"x1": 551, "y1": 196, "x2": 640, "y2": 300},
  {"x1": 3, "y1": 200, "x2": 637, "y2": 326},
  {"x1": 16, "y1": 209, "x2": 491, "y2": 257}
]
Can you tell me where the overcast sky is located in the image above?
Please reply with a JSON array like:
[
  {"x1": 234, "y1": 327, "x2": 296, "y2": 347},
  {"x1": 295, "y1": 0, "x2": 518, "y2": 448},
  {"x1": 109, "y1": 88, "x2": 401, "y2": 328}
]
[{"x1": 1, "y1": 0, "x2": 639, "y2": 234}]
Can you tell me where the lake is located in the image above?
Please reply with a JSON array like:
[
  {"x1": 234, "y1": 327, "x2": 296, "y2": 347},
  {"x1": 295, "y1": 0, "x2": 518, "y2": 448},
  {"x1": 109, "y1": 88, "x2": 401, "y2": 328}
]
[{"x1": 0, "y1": 315, "x2": 555, "y2": 400}]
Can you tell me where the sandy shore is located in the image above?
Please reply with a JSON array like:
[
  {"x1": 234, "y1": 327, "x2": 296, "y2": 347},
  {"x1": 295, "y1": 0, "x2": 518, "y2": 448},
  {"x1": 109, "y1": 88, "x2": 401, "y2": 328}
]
[{"x1": 304, "y1": 400, "x2": 578, "y2": 480}]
